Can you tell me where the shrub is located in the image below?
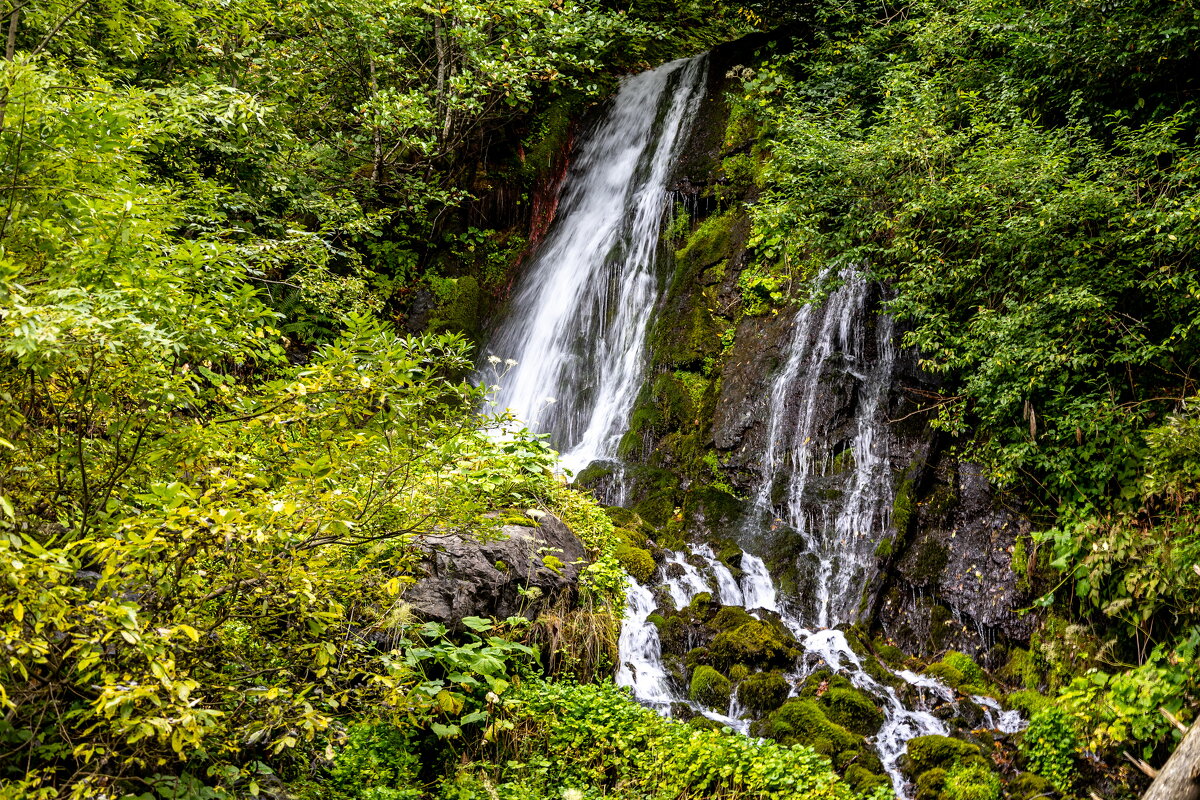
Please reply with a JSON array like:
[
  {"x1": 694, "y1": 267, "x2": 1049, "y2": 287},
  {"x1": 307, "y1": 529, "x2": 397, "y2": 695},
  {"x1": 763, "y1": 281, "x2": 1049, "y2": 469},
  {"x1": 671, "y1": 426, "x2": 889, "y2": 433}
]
[{"x1": 1020, "y1": 707, "x2": 1081, "y2": 794}]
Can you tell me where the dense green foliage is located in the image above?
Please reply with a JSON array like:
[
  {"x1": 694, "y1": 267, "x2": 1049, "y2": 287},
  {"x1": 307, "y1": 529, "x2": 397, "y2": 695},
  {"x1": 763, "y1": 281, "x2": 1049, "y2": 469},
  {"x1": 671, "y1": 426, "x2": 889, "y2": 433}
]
[{"x1": 730, "y1": 0, "x2": 1200, "y2": 778}]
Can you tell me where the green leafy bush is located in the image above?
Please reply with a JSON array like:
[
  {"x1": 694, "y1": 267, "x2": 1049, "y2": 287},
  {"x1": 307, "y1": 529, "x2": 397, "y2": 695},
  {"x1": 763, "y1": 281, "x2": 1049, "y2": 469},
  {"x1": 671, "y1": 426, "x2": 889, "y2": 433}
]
[{"x1": 1019, "y1": 707, "x2": 1081, "y2": 794}]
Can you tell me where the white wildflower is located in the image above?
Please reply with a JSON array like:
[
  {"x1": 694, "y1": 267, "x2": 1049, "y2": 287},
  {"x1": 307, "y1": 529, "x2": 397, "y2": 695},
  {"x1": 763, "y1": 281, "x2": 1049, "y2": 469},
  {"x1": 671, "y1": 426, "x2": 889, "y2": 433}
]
[
  {"x1": 544, "y1": 396, "x2": 557, "y2": 404},
  {"x1": 563, "y1": 791, "x2": 585, "y2": 800},
  {"x1": 504, "y1": 358, "x2": 518, "y2": 367},
  {"x1": 487, "y1": 354, "x2": 502, "y2": 365}
]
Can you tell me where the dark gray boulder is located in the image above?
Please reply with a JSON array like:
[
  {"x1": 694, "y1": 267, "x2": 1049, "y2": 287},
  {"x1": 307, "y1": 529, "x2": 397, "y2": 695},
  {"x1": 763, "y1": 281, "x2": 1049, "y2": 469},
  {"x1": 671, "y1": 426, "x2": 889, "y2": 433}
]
[{"x1": 401, "y1": 512, "x2": 587, "y2": 625}]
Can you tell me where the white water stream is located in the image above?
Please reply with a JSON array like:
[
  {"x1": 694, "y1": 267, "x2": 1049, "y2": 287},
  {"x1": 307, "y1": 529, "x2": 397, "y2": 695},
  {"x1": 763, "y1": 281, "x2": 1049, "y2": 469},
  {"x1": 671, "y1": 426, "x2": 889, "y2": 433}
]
[{"x1": 485, "y1": 55, "x2": 708, "y2": 478}]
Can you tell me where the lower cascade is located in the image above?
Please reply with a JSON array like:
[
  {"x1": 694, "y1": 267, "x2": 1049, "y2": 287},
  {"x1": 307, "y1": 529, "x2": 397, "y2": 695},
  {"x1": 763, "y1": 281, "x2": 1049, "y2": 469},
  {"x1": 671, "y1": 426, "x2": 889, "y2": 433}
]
[{"x1": 616, "y1": 546, "x2": 1025, "y2": 799}]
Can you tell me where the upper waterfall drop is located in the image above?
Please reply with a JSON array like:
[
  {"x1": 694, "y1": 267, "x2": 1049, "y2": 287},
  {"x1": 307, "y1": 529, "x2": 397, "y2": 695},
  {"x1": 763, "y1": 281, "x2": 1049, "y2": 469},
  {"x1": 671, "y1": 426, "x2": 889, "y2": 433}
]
[{"x1": 485, "y1": 56, "x2": 709, "y2": 476}]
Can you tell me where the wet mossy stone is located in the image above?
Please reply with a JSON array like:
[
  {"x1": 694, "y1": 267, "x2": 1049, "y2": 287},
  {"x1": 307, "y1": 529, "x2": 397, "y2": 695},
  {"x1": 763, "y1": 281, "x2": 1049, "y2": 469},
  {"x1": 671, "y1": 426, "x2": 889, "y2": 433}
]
[
  {"x1": 1005, "y1": 689, "x2": 1050, "y2": 716},
  {"x1": 872, "y1": 638, "x2": 907, "y2": 668},
  {"x1": 708, "y1": 620, "x2": 798, "y2": 671},
  {"x1": 687, "y1": 715, "x2": 724, "y2": 731},
  {"x1": 798, "y1": 669, "x2": 853, "y2": 698},
  {"x1": 737, "y1": 671, "x2": 789, "y2": 714},
  {"x1": 615, "y1": 543, "x2": 656, "y2": 584},
  {"x1": 911, "y1": 537, "x2": 950, "y2": 584},
  {"x1": 923, "y1": 660, "x2": 965, "y2": 689},
  {"x1": 820, "y1": 686, "x2": 885, "y2": 736},
  {"x1": 646, "y1": 613, "x2": 666, "y2": 631},
  {"x1": 659, "y1": 616, "x2": 688, "y2": 656},
  {"x1": 902, "y1": 735, "x2": 985, "y2": 778},
  {"x1": 728, "y1": 663, "x2": 751, "y2": 682},
  {"x1": 750, "y1": 699, "x2": 861, "y2": 755},
  {"x1": 689, "y1": 592, "x2": 716, "y2": 616},
  {"x1": 1007, "y1": 772, "x2": 1056, "y2": 800},
  {"x1": 603, "y1": 505, "x2": 643, "y2": 530},
  {"x1": 844, "y1": 765, "x2": 890, "y2": 795},
  {"x1": 914, "y1": 768, "x2": 947, "y2": 800},
  {"x1": 710, "y1": 605, "x2": 753, "y2": 631},
  {"x1": 941, "y1": 762, "x2": 1001, "y2": 800},
  {"x1": 942, "y1": 651, "x2": 986, "y2": 685},
  {"x1": 689, "y1": 665, "x2": 732, "y2": 711},
  {"x1": 574, "y1": 460, "x2": 614, "y2": 489}
]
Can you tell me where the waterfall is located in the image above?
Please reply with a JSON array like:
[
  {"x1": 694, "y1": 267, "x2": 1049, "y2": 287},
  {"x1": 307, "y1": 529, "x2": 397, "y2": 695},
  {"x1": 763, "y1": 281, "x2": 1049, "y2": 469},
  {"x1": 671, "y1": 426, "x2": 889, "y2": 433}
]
[
  {"x1": 485, "y1": 55, "x2": 708, "y2": 478},
  {"x1": 748, "y1": 269, "x2": 897, "y2": 627}
]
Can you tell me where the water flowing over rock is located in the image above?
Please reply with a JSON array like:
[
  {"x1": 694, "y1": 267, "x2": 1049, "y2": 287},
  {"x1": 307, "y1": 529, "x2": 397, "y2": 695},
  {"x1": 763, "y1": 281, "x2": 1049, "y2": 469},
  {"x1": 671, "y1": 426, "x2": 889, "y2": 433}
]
[
  {"x1": 485, "y1": 55, "x2": 708, "y2": 478},
  {"x1": 742, "y1": 269, "x2": 898, "y2": 627}
]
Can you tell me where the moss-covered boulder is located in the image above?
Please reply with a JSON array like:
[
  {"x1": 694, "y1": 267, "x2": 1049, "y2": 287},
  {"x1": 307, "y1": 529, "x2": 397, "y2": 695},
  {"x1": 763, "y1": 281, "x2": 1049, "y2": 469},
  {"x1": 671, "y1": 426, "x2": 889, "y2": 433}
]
[
  {"x1": 689, "y1": 665, "x2": 732, "y2": 711},
  {"x1": 750, "y1": 699, "x2": 860, "y2": 755},
  {"x1": 942, "y1": 651, "x2": 986, "y2": 685},
  {"x1": 615, "y1": 542, "x2": 656, "y2": 583},
  {"x1": 737, "y1": 672, "x2": 790, "y2": 713},
  {"x1": 1006, "y1": 772, "x2": 1056, "y2": 800},
  {"x1": 914, "y1": 768, "x2": 947, "y2": 800},
  {"x1": 708, "y1": 620, "x2": 799, "y2": 671},
  {"x1": 710, "y1": 605, "x2": 754, "y2": 631},
  {"x1": 820, "y1": 687, "x2": 885, "y2": 736},
  {"x1": 922, "y1": 661, "x2": 966, "y2": 689},
  {"x1": 901, "y1": 735, "x2": 985, "y2": 778},
  {"x1": 844, "y1": 765, "x2": 890, "y2": 795},
  {"x1": 687, "y1": 715, "x2": 724, "y2": 731},
  {"x1": 941, "y1": 762, "x2": 1000, "y2": 800}
]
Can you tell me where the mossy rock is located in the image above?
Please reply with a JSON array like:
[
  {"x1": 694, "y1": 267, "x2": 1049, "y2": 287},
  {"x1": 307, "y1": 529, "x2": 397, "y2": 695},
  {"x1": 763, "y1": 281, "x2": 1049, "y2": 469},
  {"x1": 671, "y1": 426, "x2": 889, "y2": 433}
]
[
  {"x1": 820, "y1": 686, "x2": 885, "y2": 736},
  {"x1": 427, "y1": 275, "x2": 482, "y2": 340},
  {"x1": 687, "y1": 715, "x2": 724, "y2": 731},
  {"x1": 708, "y1": 620, "x2": 799, "y2": 671},
  {"x1": 902, "y1": 735, "x2": 984, "y2": 778},
  {"x1": 710, "y1": 606, "x2": 754, "y2": 631},
  {"x1": 750, "y1": 699, "x2": 862, "y2": 755},
  {"x1": 615, "y1": 543, "x2": 656, "y2": 584},
  {"x1": 689, "y1": 665, "x2": 732, "y2": 711},
  {"x1": 872, "y1": 638, "x2": 907, "y2": 668},
  {"x1": 999, "y1": 647, "x2": 1042, "y2": 690},
  {"x1": 844, "y1": 765, "x2": 890, "y2": 795},
  {"x1": 914, "y1": 768, "x2": 947, "y2": 800},
  {"x1": 941, "y1": 762, "x2": 1001, "y2": 800},
  {"x1": 574, "y1": 461, "x2": 615, "y2": 489},
  {"x1": 798, "y1": 669, "x2": 853, "y2": 699},
  {"x1": 689, "y1": 592, "x2": 716, "y2": 616},
  {"x1": 923, "y1": 661, "x2": 966, "y2": 689},
  {"x1": 892, "y1": 477, "x2": 915, "y2": 536},
  {"x1": 942, "y1": 651, "x2": 986, "y2": 685},
  {"x1": 1007, "y1": 772, "x2": 1056, "y2": 800},
  {"x1": 1004, "y1": 689, "x2": 1051, "y2": 716},
  {"x1": 646, "y1": 613, "x2": 666, "y2": 631},
  {"x1": 737, "y1": 672, "x2": 790, "y2": 714},
  {"x1": 910, "y1": 538, "x2": 950, "y2": 584}
]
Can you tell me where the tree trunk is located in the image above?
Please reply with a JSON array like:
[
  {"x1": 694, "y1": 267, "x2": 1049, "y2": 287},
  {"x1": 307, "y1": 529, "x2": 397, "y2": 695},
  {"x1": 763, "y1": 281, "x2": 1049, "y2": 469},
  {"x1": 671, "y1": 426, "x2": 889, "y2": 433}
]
[{"x1": 1144, "y1": 720, "x2": 1200, "y2": 800}]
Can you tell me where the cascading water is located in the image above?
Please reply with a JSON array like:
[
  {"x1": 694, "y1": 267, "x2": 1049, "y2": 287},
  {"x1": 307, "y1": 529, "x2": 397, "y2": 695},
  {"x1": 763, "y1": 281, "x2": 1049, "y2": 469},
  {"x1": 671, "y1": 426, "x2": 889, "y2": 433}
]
[
  {"x1": 747, "y1": 268, "x2": 897, "y2": 627},
  {"x1": 485, "y1": 55, "x2": 708, "y2": 480}
]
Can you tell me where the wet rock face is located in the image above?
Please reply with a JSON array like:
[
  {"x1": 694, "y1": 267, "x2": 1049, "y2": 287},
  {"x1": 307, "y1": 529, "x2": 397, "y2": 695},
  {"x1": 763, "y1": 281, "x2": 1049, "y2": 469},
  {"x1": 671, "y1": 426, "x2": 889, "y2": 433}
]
[
  {"x1": 873, "y1": 453, "x2": 1035, "y2": 661},
  {"x1": 402, "y1": 514, "x2": 587, "y2": 625}
]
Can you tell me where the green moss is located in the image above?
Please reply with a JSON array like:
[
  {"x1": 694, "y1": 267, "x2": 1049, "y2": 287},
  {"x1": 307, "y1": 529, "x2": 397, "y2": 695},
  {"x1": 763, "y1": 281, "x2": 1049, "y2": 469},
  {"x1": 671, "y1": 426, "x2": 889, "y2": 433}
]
[
  {"x1": 999, "y1": 647, "x2": 1041, "y2": 690},
  {"x1": 710, "y1": 606, "x2": 753, "y2": 631},
  {"x1": 941, "y1": 762, "x2": 1001, "y2": 800},
  {"x1": 1005, "y1": 689, "x2": 1051, "y2": 716},
  {"x1": 737, "y1": 672, "x2": 789, "y2": 713},
  {"x1": 615, "y1": 543, "x2": 656, "y2": 583},
  {"x1": 1007, "y1": 772, "x2": 1056, "y2": 800},
  {"x1": 687, "y1": 715, "x2": 724, "y2": 731},
  {"x1": 688, "y1": 592, "x2": 716, "y2": 615},
  {"x1": 911, "y1": 537, "x2": 950, "y2": 584},
  {"x1": 902, "y1": 735, "x2": 984, "y2": 778},
  {"x1": 892, "y1": 477, "x2": 914, "y2": 536},
  {"x1": 820, "y1": 687, "x2": 884, "y2": 736},
  {"x1": 500, "y1": 514, "x2": 536, "y2": 527},
  {"x1": 728, "y1": 664, "x2": 751, "y2": 682},
  {"x1": 646, "y1": 613, "x2": 666, "y2": 630},
  {"x1": 942, "y1": 651, "x2": 986, "y2": 685},
  {"x1": 676, "y1": 211, "x2": 738, "y2": 272},
  {"x1": 914, "y1": 768, "x2": 947, "y2": 800},
  {"x1": 922, "y1": 661, "x2": 966, "y2": 689},
  {"x1": 689, "y1": 665, "x2": 732, "y2": 711},
  {"x1": 873, "y1": 638, "x2": 906, "y2": 668},
  {"x1": 708, "y1": 620, "x2": 798, "y2": 671},
  {"x1": 844, "y1": 765, "x2": 889, "y2": 795},
  {"x1": 427, "y1": 275, "x2": 482, "y2": 340},
  {"x1": 874, "y1": 536, "x2": 894, "y2": 559},
  {"x1": 573, "y1": 461, "x2": 614, "y2": 489},
  {"x1": 751, "y1": 699, "x2": 861, "y2": 756}
]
